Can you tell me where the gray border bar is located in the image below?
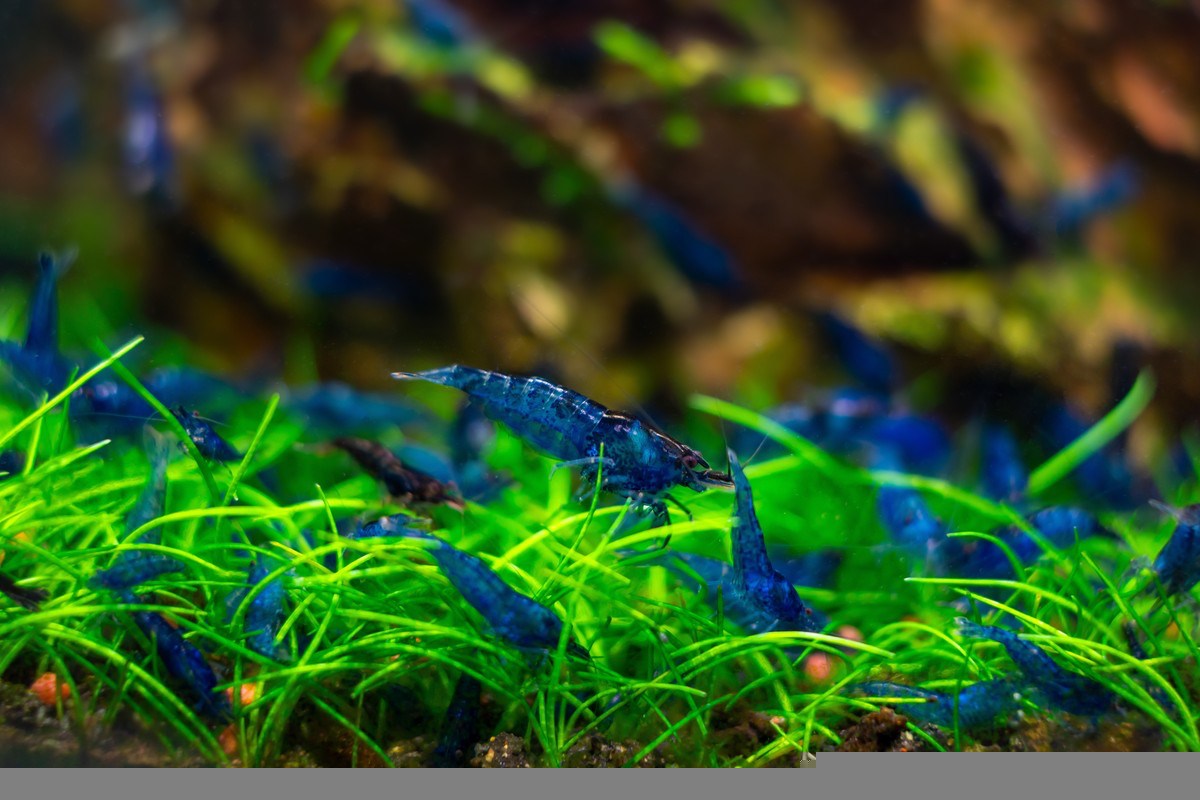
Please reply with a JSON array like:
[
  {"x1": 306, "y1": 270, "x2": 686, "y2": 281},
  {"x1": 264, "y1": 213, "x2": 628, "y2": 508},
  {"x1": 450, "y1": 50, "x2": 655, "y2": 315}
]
[{"x1": 0, "y1": 755, "x2": 1182, "y2": 800}]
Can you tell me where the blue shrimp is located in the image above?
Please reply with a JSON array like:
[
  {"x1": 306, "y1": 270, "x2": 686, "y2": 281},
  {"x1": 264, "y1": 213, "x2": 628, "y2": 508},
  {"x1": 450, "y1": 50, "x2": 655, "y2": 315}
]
[
  {"x1": 120, "y1": 591, "x2": 231, "y2": 720},
  {"x1": 872, "y1": 84, "x2": 924, "y2": 134},
  {"x1": 935, "y1": 506, "x2": 1108, "y2": 581},
  {"x1": 333, "y1": 437, "x2": 459, "y2": 506},
  {"x1": 1145, "y1": 502, "x2": 1200, "y2": 600},
  {"x1": 981, "y1": 424, "x2": 1028, "y2": 506},
  {"x1": 815, "y1": 312, "x2": 898, "y2": 399},
  {"x1": 609, "y1": 182, "x2": 744, "y2": 293},
  {"x1": 726, "y1": 450, "x2": 824, "y2": 633},
  {"x1": 450, "y1": 400, "x2": 495, "y2": 468},
  {"x1": 284, "y1": 381, "x2": 427, "y2": 436},
  {"x1": 730, "y1": 402, "x2": 825, "y2": 462},
  {"x1": 344, "y1": 513, "x2": 426, "y2": 541},
  {"x1": 74, "y1": 367, "x2": 238, "y2": 438},
  {"x1": 1042, "y1": 403, "x2": 1140, "y2": 510},
  {"x1": 71, "y1": 380, "x2": 155, "y2": 436},
  {"x1": 449, "y1": 400, "x2": 509, "y2": 500},
  {"x1": 621, "y1": 546, "x2": 839, "y2": 634},
  {"x1": 953, "y1": 131, "x2": 1039, "y2": 261},
  {"x1": 0, "y1": 450, "x2": 25, "y2": 480},
  {"x1": 226, "y1": 557, "x2": 289, "y2": 661},
  {"x1": 402, "y1": 531, "x2": 589, "y2": 659},
  {"x1": 849, "y1": 680, "x2": 1023, "y2": 733},
  {"x1": 821, "y1": 388, "x2": 891, "y2": 453},
  {"x1": 125, "y1": 428, "x2": 172, "y2": 540},
  {"x1": 39, "y1": 67, "x2": 86, "y2": 164},
  {"x1": 89, "y1": 553, "x2": 185, "y2": 591},
  {"x1": 870, "y1": 446, "x2": 947, "y2": 556},
  {"x1": 1022, "y1": 506, "x2": 1109, "y2": 552},
  {"x1": 1050, "y1": 161, "x2": 1139, "y2": 241},
  {"x1": 122, "y1": 60, "x2": 177, "y2": 209},
  {"x1": 170, "y1": 406, "x2": 242, "y2": 463},
  {"x1": 857, "y1": 414, "x2": 951, "y2": 476},
  {"x1": 430, "y1": 673, "x2": 484, "y2": 768},
  {"x1": 767, "y1": 546, "x2": 845, "y2": 592},
  {"x1": 393, "y1": 366, "x2": 731, "y2": 517},
  {"x1": 146, "y1": 367, "x2": 239, "y2": 411},
  {"x1": 734, "y1": 399, "x2": 946, "y2": 473},
  {"x1": 395, "y1": 367, "x2": 603, "y2": 461},
  {"x1": 955, "y1": 619, "x2": 1118, "y2": 718},
  {"x1": 0, "y1": 252, "x2": 77, "y2": 398},
  {"x1": 405, "y1": 0, "x2": 478, "y2": 49},
  {"x1": 393, "y1": 443, "x2": 458, "y2": 485},
  {"x1": 88, "y1": 430, "x2": 180, "y2": 591}
]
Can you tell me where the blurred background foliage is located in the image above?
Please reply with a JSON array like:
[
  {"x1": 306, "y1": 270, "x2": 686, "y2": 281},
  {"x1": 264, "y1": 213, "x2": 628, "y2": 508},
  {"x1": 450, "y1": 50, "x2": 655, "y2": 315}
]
[{"x1": 1, "y1": 0, "x2": 1199, "y2": 463}]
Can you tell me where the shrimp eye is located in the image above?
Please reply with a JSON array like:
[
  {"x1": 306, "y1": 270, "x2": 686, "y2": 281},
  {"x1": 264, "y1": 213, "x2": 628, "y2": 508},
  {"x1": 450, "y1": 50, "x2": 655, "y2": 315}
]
[{"x1": 682, "y1": 453, "x2": 699, "y2": 469}]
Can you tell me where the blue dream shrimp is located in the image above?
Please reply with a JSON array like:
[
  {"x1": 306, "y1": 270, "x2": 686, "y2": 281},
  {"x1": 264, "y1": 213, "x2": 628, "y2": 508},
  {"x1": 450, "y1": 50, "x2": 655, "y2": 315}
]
[
  {"x1": 609, "y1": 181, "x2": 744, "y2": 293},
  {"x1": 0, "y1": 450, "x2": 25, "y2": 480},
  {"x1": 344, "y1": 513, "x2": 426, "y2": 541},
  {"x1": 404, "y1": 0, "x2": 479, "y2": 49},
  {"x1": 952, "y1": 130, "x2": 1039, "y2": 261},
  {"x1": 955, "y1": 619, "x2": 1118, "y2": 718},
  {"x1": 815, "y1": 311, "x2": 898, "y2": 399},
  {"x1": 401, "y1": 530, "x2": 589, "y2": 660},
  {"x1": 1049, "y1": 161, "x2": 1139, "y2": 242},
  {"x1": 126, "y1": 428, "x2": 172, "y2": 540},
  {"x1": 934, "y1": 505, "x2": 1109, "y2": 581},
  {"x1": 225, "y1": 556, "x2": 289, "y2": 661},
  {"x1": 981, "y1": 424, "x2": 1028, "y2": 506},
  {"x1": 122, "y1": 59, "x2": 178, "y2": 209},
  {"x1": 848, "y1": 680, "x2": 1023, "y2": 733},
  {"x1": 392, "y1": 366, "x2": 732, "y2": 519},
  {"x1": 449, "y1": 400, "x2": 510, "y2": 501},
  {"x1": 858, "y1": 414, "x2": 951, "y2": 476},
  {"x1": 88, "y1": 430, "x2": 183, "y2": 591},
  {"x1": 430, "y1": 672, "x2": 484, "y2": 768},
  {"x1": 735, "y1": 399, "x2": 948, "y2": 473},
  {"x1": 725, "y1": 450, "x2": 825, "y2": 633},
  {"x1": 396, "y1": 409, "x2": 509, "y2": 503},
  {"x1": 619, "y1": 545, "x2": 841, "y2": 635},
  {"x1": 870, "y1": 446, "x2": 947, "y2": 556},
  {"x1": 89, "y1": 553, "x2": 185, "y2": 591},
  {"x1": 72, "y1": 367, "x2": 239, "y2": 439},
  {"x1": 1140, "y1": 502, "x2": 1200, "y2": 601},
  {"x1": 119, "y1": 591, "x2": 231, "y2": 720},
  {"x1": 0, "y1": 252, "x2": 77, "y2": 398},
  {"x1": 283, "y1": 381, "x2": 428, "y2": 437},
  {"x1": 170, "y1": 406, "x2": 242, "y2": 463},
  {"x1": 1042, "y1": 403, "x2": 1141, "y2": 510}
]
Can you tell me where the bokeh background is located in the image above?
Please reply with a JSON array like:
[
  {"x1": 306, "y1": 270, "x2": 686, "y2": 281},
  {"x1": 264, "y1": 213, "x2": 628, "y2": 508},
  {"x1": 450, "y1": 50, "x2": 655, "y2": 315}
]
[{"x1": 2, "y1": 0, "x2": 1200, "y2": 463}]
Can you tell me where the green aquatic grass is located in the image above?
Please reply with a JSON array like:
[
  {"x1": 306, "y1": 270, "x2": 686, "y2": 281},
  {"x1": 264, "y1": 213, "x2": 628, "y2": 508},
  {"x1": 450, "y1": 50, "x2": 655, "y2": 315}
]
[
  {"x1": 1, "y1": 350, "x2": 1198, "y2": 767},
  {"x1": 1027, "y1": 370, "x2": 1157, "y2": 497}
]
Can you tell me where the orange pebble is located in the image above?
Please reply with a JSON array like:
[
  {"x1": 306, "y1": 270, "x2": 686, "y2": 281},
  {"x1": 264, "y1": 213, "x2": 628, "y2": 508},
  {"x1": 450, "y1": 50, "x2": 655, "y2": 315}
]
[
  {"x1": 29, "y1": 672, "x2": 70, "y2": 706},
  {"x1": 219, "y1": 724, "x2": 239, "y2": 757},
  {"x1": 804, "y1": 653, "x2": 833, "y2": 682},
  {"x1": 225, "y1": 683, "x2": 258, "y2": 707},
  {"x1": 835, "y1": 625, "x2": 863, "y2": 643}
]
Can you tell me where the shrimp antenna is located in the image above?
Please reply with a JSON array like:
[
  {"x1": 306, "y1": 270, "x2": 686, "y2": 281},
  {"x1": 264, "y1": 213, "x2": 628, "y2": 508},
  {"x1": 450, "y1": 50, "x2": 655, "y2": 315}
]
[{"x1": 1149, "y1": 499, "x2": 1184, "y2": 522}]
